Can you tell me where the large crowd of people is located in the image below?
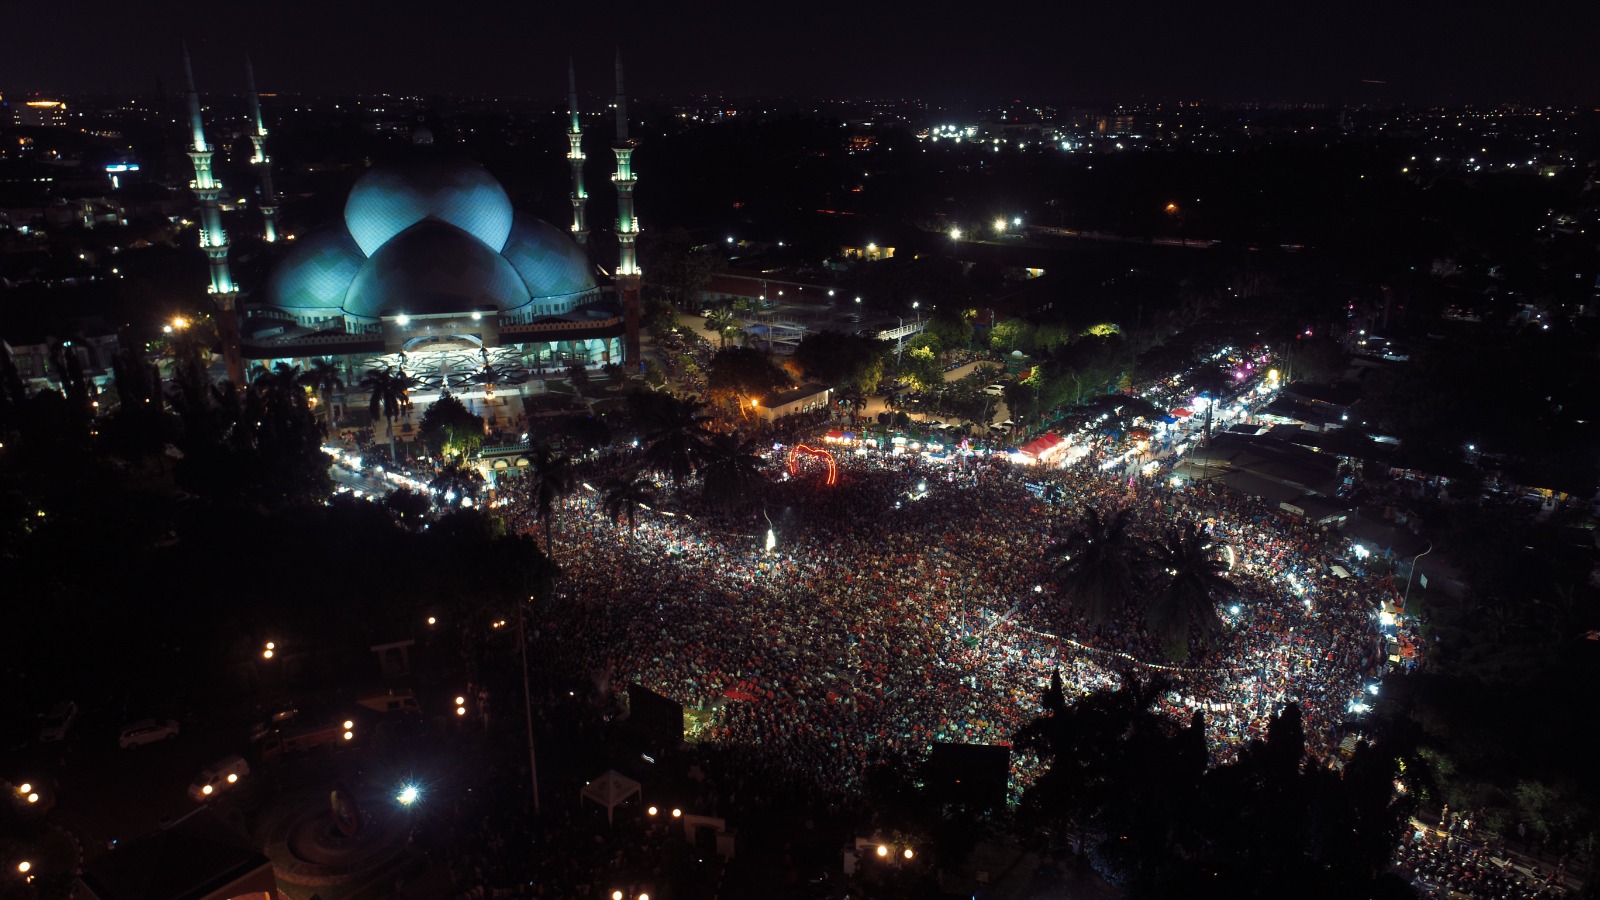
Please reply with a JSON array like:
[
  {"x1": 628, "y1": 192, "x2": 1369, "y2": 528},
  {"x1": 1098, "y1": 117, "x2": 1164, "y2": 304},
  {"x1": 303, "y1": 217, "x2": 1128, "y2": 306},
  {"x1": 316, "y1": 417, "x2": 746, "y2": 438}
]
[{"x1": 499, "y1": 432, "x2": 1405, "y2": 803}]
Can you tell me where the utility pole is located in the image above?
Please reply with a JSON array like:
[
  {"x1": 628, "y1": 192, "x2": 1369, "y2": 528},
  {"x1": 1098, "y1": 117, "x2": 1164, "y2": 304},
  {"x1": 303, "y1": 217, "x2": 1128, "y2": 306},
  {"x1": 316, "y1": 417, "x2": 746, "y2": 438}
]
[{"x1": 517, "y1": 601, "x2": 540, "y2": 814}]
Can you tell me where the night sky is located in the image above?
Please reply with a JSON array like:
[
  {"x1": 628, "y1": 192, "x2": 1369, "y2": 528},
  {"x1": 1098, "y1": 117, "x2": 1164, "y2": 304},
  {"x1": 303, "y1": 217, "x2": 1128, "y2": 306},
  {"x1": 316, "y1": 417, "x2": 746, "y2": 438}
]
[{"x1": 7, "y1": 0, "x2": 1598, "y2": 104}]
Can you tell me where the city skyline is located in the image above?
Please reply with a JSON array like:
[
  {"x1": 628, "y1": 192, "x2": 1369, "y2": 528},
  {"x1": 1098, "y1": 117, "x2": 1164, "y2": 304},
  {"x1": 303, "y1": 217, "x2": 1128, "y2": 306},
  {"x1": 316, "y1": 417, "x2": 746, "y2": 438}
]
[{"x1": 6, "y1": 0, "x2": 1598, "y2": 105}]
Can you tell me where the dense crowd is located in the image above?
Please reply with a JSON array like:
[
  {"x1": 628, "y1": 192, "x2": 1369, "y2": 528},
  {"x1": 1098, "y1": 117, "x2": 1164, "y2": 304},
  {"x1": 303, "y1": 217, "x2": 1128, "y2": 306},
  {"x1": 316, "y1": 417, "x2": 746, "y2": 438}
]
[
  {"x1": 500, "y1": 436, "x2": 1400, "y2": 802},
  {"x1": 1395, "y1": 819, "x2": 1570, "y2": 899}
]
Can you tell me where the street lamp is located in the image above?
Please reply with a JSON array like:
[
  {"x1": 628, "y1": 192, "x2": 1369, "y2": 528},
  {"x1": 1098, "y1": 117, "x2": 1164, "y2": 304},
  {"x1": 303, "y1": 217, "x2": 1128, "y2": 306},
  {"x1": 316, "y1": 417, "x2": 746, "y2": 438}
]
[
  {"x1": 994, "y1": 218, "x2": 1007, "y2": 234},
  {"x1": 1403, "y1": 542, "x2": 1433, "y2": 605},
  {"x1": 912, "y1": 300, "x2": 920, "y2": 326}
]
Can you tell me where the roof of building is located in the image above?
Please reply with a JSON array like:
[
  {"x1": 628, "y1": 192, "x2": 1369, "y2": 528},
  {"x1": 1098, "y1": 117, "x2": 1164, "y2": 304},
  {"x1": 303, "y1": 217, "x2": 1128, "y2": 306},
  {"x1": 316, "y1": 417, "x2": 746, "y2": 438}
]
[
  {"x1": 343, "y1": 219, "x2": 530, "y2": 320},
  {"x1": 762, "y1": 382, "x2": 831, "y2": 407},
  {"x1": 259, "y1": 158, "x2": 596, "y2": 323},
  {"x1": 77, "y1": 808, "x2": 274, "y2": 900},
  {"x1": 343, "y1": 159, "x2": 513, "y2": 256}
]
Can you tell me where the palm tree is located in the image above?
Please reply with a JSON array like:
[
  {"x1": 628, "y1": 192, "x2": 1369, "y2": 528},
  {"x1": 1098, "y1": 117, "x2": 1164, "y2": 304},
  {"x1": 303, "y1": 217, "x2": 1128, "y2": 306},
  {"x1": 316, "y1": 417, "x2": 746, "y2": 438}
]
[
  {"x1": 528, "y1": 442, "x2": 575, "y2": 554},
  {"x1": 838, "y1": 387, "x2": 867, "y2": 425},
  {"x1": 361, "y1": 367, "x2": 414, "y2": 463},
  {"x1": 698, "y1": 430, "x2": 766, "y2": 517},
  {"x1": 300, "y1": 359, "x2": 345, "y2": 441},
  {"x1": 704, "y1": 307, "x2": 736, "y2": 349},
  {"x1": 1144, "y1": 523, "x2": 1235, "y2": 661},
  {"x1": 430, "y1": 460, "x2": 486, "y2": 507},
  {"x1": 1050, "y1": 506, "x2": 1144, "y2": 627},
  {"x1": 603, "y1": 469, "x2": 658, "y2": 533},
  {"x1": 630, "y1": 392, "x2": 711, "y2": 494}
]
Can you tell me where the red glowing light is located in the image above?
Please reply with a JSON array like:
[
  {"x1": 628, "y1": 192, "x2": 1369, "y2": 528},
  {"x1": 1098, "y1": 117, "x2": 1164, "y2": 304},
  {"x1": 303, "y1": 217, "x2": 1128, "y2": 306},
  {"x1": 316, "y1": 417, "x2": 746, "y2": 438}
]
[{"x1": 787, "y1": 444, "x2": 838, "y2": 486}]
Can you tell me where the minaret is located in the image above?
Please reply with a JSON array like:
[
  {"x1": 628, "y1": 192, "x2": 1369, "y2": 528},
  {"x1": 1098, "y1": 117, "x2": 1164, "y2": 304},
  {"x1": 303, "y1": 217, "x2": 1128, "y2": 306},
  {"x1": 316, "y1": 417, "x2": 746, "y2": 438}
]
[
  {"x1": 245, "y1": 56, "x2": 281, "y2": 244},
  {"x1": 183, "y1": 44, "x2": 245, "y2": 385},
  {"x1": 566, "y1": 59, "x2": 589, "y2": 245},
  {"x1": 611, "y1": 50, "x2": 641, "y2": 365}
]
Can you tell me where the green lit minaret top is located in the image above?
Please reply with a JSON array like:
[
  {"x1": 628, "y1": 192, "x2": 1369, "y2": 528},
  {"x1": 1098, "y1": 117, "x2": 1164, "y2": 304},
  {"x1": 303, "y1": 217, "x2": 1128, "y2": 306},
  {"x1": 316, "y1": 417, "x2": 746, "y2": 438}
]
[
  {"x1": 567, "y1": 58, "x2": 589, "y2": 245},
  {"x1": 611, "y1": 49, "x2": 639, "y2": 279}
]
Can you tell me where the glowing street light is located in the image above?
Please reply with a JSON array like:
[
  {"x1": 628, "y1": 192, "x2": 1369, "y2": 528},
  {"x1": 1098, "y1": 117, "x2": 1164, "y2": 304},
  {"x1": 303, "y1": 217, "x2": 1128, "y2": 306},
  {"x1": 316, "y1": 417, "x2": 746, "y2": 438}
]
[
  {"x1": 949, "y1": 227, "x2": 962, "y2": 240},
  {"x1": 904, "y1": 847, "x2": 915, "y2": 860},
  {"x1": 994, "y1": 218, "x2": 1007, "y2": 234},
  {"x1": 671, "y1": 808, "x2": 682, "y2": 818},
  {"x1": 18, "y1": 862, "x2": 31, "y2": 873},
  {"x1": 876, "y1": 844, "x2": 889, "y2": 858}
]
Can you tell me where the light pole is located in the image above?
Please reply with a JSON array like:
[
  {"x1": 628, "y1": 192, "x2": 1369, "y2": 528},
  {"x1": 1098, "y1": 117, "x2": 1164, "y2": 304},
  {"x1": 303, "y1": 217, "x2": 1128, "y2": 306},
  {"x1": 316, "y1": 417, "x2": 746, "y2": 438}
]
[
  {"x1": 912, "y1": 300, "x2": 920, "y2": 327},
  {"x1": 1403, "y1": 542, "x2": 1433, "y2": 606}
]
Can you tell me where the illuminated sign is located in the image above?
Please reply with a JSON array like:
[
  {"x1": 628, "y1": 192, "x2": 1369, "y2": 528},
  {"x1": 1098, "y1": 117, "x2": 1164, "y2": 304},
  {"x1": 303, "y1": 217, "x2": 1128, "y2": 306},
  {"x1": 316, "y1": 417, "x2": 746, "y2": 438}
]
[{"x1": 786, "y1": 444, "x2": 837, "y2": 486}]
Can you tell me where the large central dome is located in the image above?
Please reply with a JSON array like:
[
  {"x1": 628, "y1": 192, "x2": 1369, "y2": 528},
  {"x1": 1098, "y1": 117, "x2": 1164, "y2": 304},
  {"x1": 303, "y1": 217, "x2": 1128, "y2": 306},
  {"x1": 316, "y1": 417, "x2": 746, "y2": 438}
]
[{"x1": 259, "y1": 159, "x2": 598, "y2": 328}]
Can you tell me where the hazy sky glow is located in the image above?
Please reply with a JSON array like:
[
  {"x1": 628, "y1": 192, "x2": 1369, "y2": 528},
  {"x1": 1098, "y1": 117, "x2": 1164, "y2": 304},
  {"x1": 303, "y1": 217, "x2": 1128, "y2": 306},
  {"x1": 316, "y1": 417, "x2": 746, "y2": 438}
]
[{"x1": 6, "y1": 0, "x2": 1597, "y2": 104}]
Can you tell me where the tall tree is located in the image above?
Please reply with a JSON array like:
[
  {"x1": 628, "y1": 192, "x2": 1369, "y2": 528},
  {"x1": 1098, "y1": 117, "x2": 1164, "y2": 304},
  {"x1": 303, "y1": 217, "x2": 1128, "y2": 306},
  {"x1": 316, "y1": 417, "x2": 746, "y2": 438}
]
[
  {"x1": 603, "y1": 469, "x2": 657, "y2": 533},
  {"x1": 698, "y1": 430, "x2": 766, "y2": 517},
  {"x1": 430, "y1": 460, "x2": 486, "y2": 507},
  {"x1": 299, "y1": 359, "x2": 345, "y2": 440},
  {"x1": 1144, "y1": 523, "x2": 1235, "y2": 660},
  {"x1": 629, "y1": 391, "x2": 711, "y2": 493},
  {"x1": 361, "y1": 367, "x2": 414, "y2": 463},
  {"x1": 1050, "y1": 506, "x2": 1145, "y2": 627},
  {"x1": 528, "y1": 442, "x2": 575, "y2": 554}
]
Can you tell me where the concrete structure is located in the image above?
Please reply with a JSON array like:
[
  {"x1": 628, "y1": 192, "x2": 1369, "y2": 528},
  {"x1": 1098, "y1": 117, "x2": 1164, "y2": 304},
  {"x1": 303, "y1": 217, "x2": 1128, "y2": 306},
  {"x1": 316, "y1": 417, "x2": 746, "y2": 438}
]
[
  {"x1": 755, "y1": 382, "x2": 832, "y2": 422},
  {"x1": 612, "y1": 50, "x2": 642, "y2": 364},
  {"x1": 566, "y1": 59, "x2": 588, "y2": 245},
  {"x1": 244, "y1": 57, "x2": 281, "y2": 244},
  {"x1": 182, "y1": 45, "x2": 245, "y2": 384}
]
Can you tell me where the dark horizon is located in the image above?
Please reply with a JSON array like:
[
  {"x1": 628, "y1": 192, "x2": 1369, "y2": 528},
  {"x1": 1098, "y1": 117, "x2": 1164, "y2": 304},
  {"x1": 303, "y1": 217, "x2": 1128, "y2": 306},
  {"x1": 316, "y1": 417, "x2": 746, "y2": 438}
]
[{"x1": 5, "y1": 0, "x2": 1598, "y2": 107}]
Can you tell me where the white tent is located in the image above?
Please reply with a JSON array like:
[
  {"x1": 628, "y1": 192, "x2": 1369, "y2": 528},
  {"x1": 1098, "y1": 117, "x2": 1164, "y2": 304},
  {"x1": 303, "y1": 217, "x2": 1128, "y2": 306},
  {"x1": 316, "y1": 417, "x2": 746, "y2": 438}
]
[{"x1": 579, "y1": 770, "x2": 641, "y2": 824}]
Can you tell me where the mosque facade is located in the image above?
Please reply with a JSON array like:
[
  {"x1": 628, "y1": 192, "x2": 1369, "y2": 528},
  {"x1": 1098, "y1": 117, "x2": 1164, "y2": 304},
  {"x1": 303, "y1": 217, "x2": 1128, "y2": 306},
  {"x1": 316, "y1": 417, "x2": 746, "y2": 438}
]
[{"x1": 181, "y1": 51, "x2": 641, "y2": 392}]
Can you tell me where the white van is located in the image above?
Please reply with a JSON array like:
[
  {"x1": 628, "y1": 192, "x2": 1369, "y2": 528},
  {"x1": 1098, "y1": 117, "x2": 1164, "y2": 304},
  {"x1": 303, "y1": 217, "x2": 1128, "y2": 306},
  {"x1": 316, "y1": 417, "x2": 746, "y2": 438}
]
[
  {"x1": 118, "y1": 719, "x2": 180, "y2": 749},
  {"x1": 188, "y1": 755, "x2": 250, "y2": 801},
  {"x1": 357, "y1": 690, "x2": 421, "y2": 716}
]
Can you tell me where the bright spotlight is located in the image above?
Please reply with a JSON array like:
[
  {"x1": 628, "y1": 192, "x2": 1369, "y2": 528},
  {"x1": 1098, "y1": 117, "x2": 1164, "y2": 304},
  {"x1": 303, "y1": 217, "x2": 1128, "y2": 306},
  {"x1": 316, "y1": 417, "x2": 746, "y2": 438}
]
[
  {"x1": 18, "y1": 784, "x2": 31, "y2": 795},
  {"x1": 877, "y1": 845, "x2": 889, "y2": 857},
  {"x1": 27, "y1": 793, "x2": 39, "y2": 803},
  {"x1": 397, "y1": 784, "x2": 420, "y2": 806},
  {"x1": 227, "y1": 773, "x2": 238, "y2": 783},
  {"x1": 904, "y1": 847, "x2": 914, "y2": 859},
  {"x1": 455, "y1": 707, "x2": 466, "y2": 716},
  {"x1": 671, "y1": 808, "x2": 682, "y2": 818},
  {"x1": 18, "y1": 862, "x2": 30, "y2": 874},
  {"x1": 262, "y1": 649, "x2": 274, "y2": 659},
  {"x1": 648, "y1": 806, "x2": 658, "y2": 816}
]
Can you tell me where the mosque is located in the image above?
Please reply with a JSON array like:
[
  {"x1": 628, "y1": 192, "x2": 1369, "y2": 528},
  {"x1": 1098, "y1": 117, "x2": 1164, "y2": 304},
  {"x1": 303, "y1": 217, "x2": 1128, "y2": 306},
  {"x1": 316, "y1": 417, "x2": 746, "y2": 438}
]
[{"x1": 180, "y1": 50, "x2": 644, "y2": 406}]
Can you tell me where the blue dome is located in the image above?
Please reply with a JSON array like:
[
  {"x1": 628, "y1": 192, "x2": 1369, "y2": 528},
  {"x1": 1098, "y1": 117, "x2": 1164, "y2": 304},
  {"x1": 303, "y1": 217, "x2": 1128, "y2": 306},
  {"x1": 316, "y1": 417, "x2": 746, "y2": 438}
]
[
  {"x1": 343, "y1": 161, "x2": 514, "y2": 257},
  {"x1": 261, "y1": 227, "x2": 365, "y2": 311},
  {"x1": 343, "y1": 220, "x2": 531, "y2": 321},
  {"x1": 501, "y1": 214, "x2": 598, "y2": 311}
]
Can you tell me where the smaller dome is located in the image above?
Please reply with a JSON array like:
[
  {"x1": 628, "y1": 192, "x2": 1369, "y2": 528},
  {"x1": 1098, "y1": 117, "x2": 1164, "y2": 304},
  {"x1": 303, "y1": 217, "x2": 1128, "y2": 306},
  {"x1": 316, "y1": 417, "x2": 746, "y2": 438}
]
[
  {"x1": 261, "y1": 227, "x2": 365, "y2": 311},
  {"x1": 343, "y1": 219, "x2": 531, "y2": 321},
  {"x1": 343, "y1": 161, "x2": 514, "y2": 257},
  {"x1": 501, "y1": 214, "x2": 599, "y2": 310}
]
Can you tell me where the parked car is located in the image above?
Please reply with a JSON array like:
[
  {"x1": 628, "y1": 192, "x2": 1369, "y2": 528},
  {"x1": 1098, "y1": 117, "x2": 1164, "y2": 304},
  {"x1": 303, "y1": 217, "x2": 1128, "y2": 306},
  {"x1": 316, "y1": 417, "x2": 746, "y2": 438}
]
[
  {"x1": 188, "y1": 756, "x2": 250, "y2": 801},
  {"x1": 357, "y1": 690, "x2": 421, "y2": 716},
  {"x1": 118, "y1": 719, "x2": 180, "y2": 749},
  {"x1": 248, "y1": 703, "x2": 300, "y2": 742},
  {"x1": 38, "y1": 702, "x2": 78, "y2": 743},
  {"x1": 982, "y1": 384, "x2": 1006, "y2": 397}
]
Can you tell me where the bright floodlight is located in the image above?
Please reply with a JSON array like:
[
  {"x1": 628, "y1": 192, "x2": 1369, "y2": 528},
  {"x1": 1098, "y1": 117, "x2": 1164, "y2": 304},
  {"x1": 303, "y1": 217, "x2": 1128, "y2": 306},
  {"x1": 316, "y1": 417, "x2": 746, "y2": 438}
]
[
  {"x1": 265, "y1": 641, "x2": 275, "y2": 650},
  {"x1": 648, "y1": 805, "x2": 658, "y2": 816},
  {"x1": 428, "y1": 616, "x2": 437, "y2": 625},
  {"x1": 765, "y1": 529, "x2": 776, "y2": 553},
  {"x1": 18, "y1": 862, "x2": 30, "y2": 873},
  {"x1": 1230, "y1": 605, "x2": 1241, "y2": 616},
  {"x1": 26, "y1": 793, "x2": 39, "y2": 803},
  {"x1": 18, "y1": 783, "x2": 31, "y2": 794},
  {"x1": 613, "y1": 892, "x2": 624, "y2": 900},
  {"x1": 227, "y1": 773, "x2": 238, "y2": 783},
  {"x1": 876, "y1": 844, "x2": 889, "y2": 857},
  {"x1": 994, "y1": 218, "x2": 1006, "y2": 233},
  {"x1": 262, "y1": 649, "x2": 274, "y2": 659},
  {"x1": 949, "y1": 227, "x2": 961, "y2": 240},
  {"x1": 671, "y1": 808, "x2": 682, "y2": 818},
  {"x1": 455, "y1": 707, "x2": 466, "y2": 716},
  {"x1": 202, "y1": 785, "x2": 213, "y2": 795},
  {"x1": 397, "y1": 784, "x2": 420, "y2": 806},
  {"x1": 456, "y1": 696, "x2": 466, "y2": 707},
  {"x1": 904, "y1": 847, "x2": 914, "y2": 859},
  {"x1": 1012, "y1": 216, "x2": 1022, "y2": 226},
  {"x1": 395, "y1": 315, "x2": 411, "y2": 326}
]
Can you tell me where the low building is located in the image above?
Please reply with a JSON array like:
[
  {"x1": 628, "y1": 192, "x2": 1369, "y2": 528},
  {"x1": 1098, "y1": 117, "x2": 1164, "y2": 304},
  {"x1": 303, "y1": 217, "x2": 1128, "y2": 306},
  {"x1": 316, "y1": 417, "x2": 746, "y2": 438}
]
[{"x1": 755, "y1": 383, "x2": 832, "y2": 422}]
